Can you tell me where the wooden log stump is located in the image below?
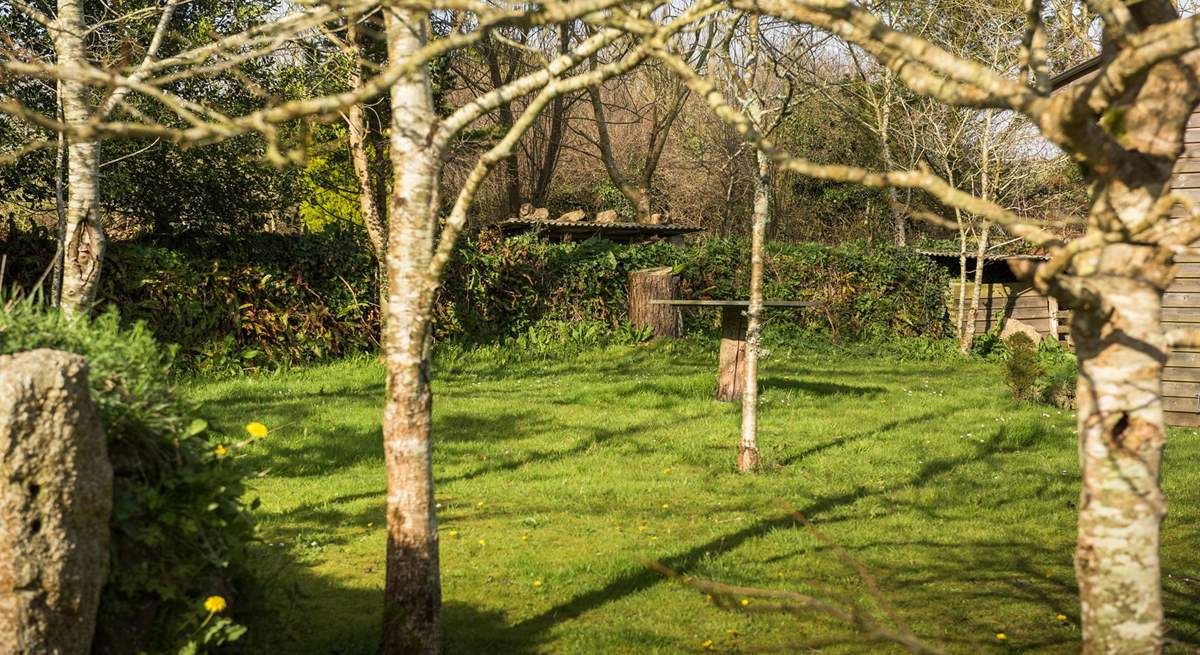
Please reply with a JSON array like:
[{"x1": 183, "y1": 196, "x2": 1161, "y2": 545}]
[
  {"x1": 629, "y1": 267, "x2": 682, "y2": 338},
  {"x1": 717, "y1": 306, "x2": 748, "y2": 402}
]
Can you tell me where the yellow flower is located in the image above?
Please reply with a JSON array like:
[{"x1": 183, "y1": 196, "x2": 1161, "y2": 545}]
[
  {"x1": 520, "y1": 534, "x2": 529, "y2": 542},
  {"x1": 214, "y1": 444, "x2": 228, "y2": 458},
  {"x1": 663, "y1": 468, "x2": 671, "y2": 475},
  {"x1": 477, "y1": 539, "x2": 486, "y2": 546},
  {"x1": 533, "y1": 580, "x2": 542, "y2": 587},
  {"x1": 661, "y1": 503, "x2": 670, "y2": 509},
  {"x1": 740, "y1": 599, "x2": 750, "y2": 607},
  {"x1": 701, "y1": 639, "x2": 714, "y2": 650},
  {"x1": 995, "y1": 632, "x2": 1007, "y2": 641},
  {"x1": 650, "y1": 536, "x2": 658, "y2": 541},
  {"x1": 367, "y1": 522, "x2": 374, "y2": 528},
  {"x1": 705, "y1": 594, "x2": 713, "y2": 602},
  {"x1": 245, "y1": 422, "x2": 269, "y2": 439},
  {"x1": 1056, "y1": 614, "x2": 1068, "y2": 622},
  {"x1": 448, "y1": 530, "x2": 459, "y2": 538},
  {"x1": 203, "y1": 595, "x2": 227, "y2": 613}
]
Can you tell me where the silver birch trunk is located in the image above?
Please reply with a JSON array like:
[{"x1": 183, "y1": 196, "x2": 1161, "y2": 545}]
[
  {"x1": 381, "y1": 10, "x2": 442, "y2": 655},
  {"x1": 738, "y1": 95, "x2": 770, "y2": 473},
  {"x1": 954, "y1": 208, "x2": 969, "y2": 353},
  {"x1": 54, "y1": 0, "x2": 105, "y2": 317},
  {"x1": 1072, "y1": 243, "x2": 1167, "y2": 653}
]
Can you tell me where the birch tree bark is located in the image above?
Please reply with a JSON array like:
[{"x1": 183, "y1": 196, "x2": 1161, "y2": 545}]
[
  {"x1": 381, "y1": 10, "x2": 442, "y2": 654},
  {"x1": 53, "y1": 0, "x2": 104, "y2": 317}
]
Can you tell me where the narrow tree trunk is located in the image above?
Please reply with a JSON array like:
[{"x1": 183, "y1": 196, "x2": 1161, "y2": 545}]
[
  {"x1": 482, "y1": 34, "x2": 521, "y2": 217},
  {"x1": 346, "y1": 20, "x2": 389, "y2": 318},
  {"x1": 54, "y1": 0, "x2": 104, "y2": 317},
  {"x1": 954, "y1": 208, "x2": 969, "y2": 353},
  {"x1": 589, "y1": 83, "x2": 652, "y2": 220},
  {"x1": 1072, "y1": 244, "x2": 1167, "y2": 654},
  {"x1": 738, "y1": 144, "x2": 770, "y2": 473},
  {"x1": 878, "y1": 73, "x2": 905, "y2": 247},
  {"x1": 381, "y1": 10, "x2": 442, "y2": 655},
  {"x1": 959, "y1": 222, "x2": 990, "y2": 350},
  {"x1": 52, "y1": 109, "x2": 67, "y2": 307}
]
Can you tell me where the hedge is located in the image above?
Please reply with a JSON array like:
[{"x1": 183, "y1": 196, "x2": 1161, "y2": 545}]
[{"x1": 4, "y1": 227, "x2": 949, "y2": 372}]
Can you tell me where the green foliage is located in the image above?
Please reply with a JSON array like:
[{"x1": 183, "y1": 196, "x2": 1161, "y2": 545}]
[
  {"x1": 1003, "y1": 332, "x2": 1044, "y2": 402},
  {"x1": 0, "y1": 301, "x2": 255, "y2": 653},
  {"x1": 995, "y1": 330, "x2": 1077, "y2": 408},
  {"x1": 6, "y1": 228, "x2": 947, "y2": 371}
]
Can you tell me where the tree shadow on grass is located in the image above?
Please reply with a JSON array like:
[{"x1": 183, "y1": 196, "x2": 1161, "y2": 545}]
[{"x1": 241, "y1": 542, "x2": 529, "y2": 655}]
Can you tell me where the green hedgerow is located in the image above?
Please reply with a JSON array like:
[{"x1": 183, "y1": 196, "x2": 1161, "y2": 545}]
[{"x1": 0, "y1": 300, "x2": 256, "y2": 654}]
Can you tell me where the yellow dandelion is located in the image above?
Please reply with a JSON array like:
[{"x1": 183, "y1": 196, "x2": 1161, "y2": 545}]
[
  {"x1": 705, "y1": 594, "x2": 713, "y2": 602},
  {"x1": 477, "y1": 539, "x2": 486, "y2": 546},
  {"x1": 245, "y1": 422, "x2": 269, "y2": 439},
  {"x1": 203, "y1": 595, "x2": 227, "y2": 614},
  {"x1": 520, "y1": 534, "x2": 529, "y2": 542},
  {"x1": 1056, "y1": 614, "x2": 1068, "y2": 622},
  {"x1": 663, "y1": 468, "x2": 671, "y2": 475},
  {"x1": 367, "y1": 522, "x2": 374, "y2": 528},
  {"x1": 214, "y1": 444, "x2": 228, "y2": 458},
  {"x1": 996, "y1": 632, "x2": 1007, "y2": 641},
  {"x1": 533, "y1": 580, "x2": 542, "y2": 587},
  {"x1": 448, "y1": 530, "x2": 459, "y2": 538},
  {"x1": 476, "y1": 501, "x2": 485, "y2": 508},
  {"x1": 661, "y1": 503, "x2": 670, "y2": 510},
  {"x1": 740, "y1": 599, "x2": 750, "y2": 607},
  {"x1": 701, "y1": 639, "x2": 714, "y2": 650},
  {"x1": 650, "y1": 536, "x2": 658, "y2": 541},
  {"x1": 726, "y1": 629, "x2": 739, "y2": 636}
]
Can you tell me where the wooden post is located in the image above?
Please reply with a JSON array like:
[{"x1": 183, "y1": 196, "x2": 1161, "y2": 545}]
[
  {"x1": 717, "y1": 306, "x2": 748, "y2": 402},
  {"x1": 1048, "y1": 294, "x2": 1060, "y2": 342},
  {"x1": 629, "y1": 267, "x2": 682, "y2": 338}
]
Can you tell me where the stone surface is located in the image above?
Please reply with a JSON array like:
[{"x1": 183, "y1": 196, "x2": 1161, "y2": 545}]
[
  {"x1": 518, "y1": 202, "x2": 535, "y2": 217},
  {"x1": 0, "y1": 350, "x2": 111, "y2": 655},
  {"x1": 645, "y1": 213, "x2": 671, "y2": 225},
  {"x1": 558, "y1": 209, "x2": 587, "y2": 222},
  {"x1": 596, "y1": 210, "x2": 619, "y2": 224},
  {"x1": 1001, "y1": 318, "x2": 1044, "y2": 344},
  {"x1": 527, "y1": 207, "x2": 550, "y2": 221}
]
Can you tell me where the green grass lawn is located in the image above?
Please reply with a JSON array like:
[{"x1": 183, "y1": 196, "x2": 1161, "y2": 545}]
[{"x1": 186, "y1": 340, "x2": 1200, "y2": 654}]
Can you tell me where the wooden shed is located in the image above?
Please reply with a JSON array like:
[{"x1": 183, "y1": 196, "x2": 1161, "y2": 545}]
[
  {"x1": 1052, "y1": 59, "x2": 1200, "y2": 426},
  {"x1": 919, "y1": 251, "x2": 1070, "y2": 342},
  {"x1": 498, "y1": 218, "x2": 704, "y2": 244}
]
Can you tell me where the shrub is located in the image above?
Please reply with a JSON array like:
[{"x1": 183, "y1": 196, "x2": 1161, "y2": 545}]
[
  {"x1": 1003, "y1": 332, "x2": 1044, "y2": 402},
  {"x1": 0, "y1": 300, "x2": 256, "y2": 653},
  {"x1": 997, "y1": 331, "x2": 1078, "y2": 408},
  {"x1": 6, "y1": 227, "x2": 949, "y2": 370}
]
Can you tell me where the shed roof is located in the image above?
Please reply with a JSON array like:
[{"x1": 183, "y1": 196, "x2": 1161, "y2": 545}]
[
  {"x1": 498, "y1": 218, "x2": 704, "y2": 240},
  {"x1": 915, "y1": 249, "x2": 1049, "y2": 262}
]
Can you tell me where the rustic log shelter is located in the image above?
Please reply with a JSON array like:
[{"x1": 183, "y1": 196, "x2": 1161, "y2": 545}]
[
  {"x1": 499, "y1": 218, "x2": 704, "y2": 244},
  {"x1": 1053, "y1": 60, "x2": 1200, "y2": 427}
]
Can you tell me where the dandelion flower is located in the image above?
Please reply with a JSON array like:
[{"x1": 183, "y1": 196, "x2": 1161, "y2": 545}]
[
  {"x1": 520, "y1": 534, "x2": 529, "y2": 542},
  {"x1": 1056, "y1": 614, "x2": 1068, "y2": 622},
  {"x1": 367, "y1": 522, "x2": 374, "y2": 528},
  {"x1": 701, "y1": 639, "x2": 714, "y2": 650},
  {"x1": 476, "y1": 501, "x2": 485, "y2": 508},
  {"x1": 533, "y1": 580, "x2": 542, "y2": 587},
  {"x1": 203, "y1": 596, "x2": 227, "y2": 614},
  {"x1": 214, "y1": 444, "x2": 228, "y2": 458},
  {"x1": 649, "y1": 536, "x2": 658, "y2": 541},
  {"x1": 661, "y1": 503, "x2": 670, "y2": 509},
  {"x1": 245, "y1": 422, "x2": 269, "y2": 439},
  {"x1": 996, "y1": 632, "x2": 1007, "y2": 641},
  {"x1": 705, "y1": 594, "x2": 713, "y2": 602},
  {"x1": 448, "y1": 530, "x2": 459, "y2": 538},
  {"x1": 740, "y1": 599, "x2": 750, "y2": 607},
  {"x1": 663, "y1": 468, "x2": 671, "y2": 475},
  {"x1": 477, "y1": 539, "x2": 486, "y2": 546}
]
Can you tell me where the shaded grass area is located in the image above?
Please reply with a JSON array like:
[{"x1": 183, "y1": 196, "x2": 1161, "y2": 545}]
[{"x1": 186, "y1": 340, "x2": 1200, "y2": 654}]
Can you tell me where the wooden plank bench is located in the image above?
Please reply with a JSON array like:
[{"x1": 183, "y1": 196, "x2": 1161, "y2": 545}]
[{"x1": 650, "y1": 299, "x2": 818, "y2": 401}]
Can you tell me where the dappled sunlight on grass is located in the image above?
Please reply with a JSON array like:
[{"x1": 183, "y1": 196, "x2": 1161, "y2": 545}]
[{"x1": 187, "y1": 344, "x2": 1200, "y2": 654}]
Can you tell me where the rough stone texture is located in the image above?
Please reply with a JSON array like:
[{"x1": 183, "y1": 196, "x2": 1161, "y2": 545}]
[
  {"x1": 596, "y1": 210, "x2": 619, "y2": 224},
  {"x1": 558, "y1": 209, "x2": 587, "y2": 222},
  {"x1": 1001, "y1": 318, "x2": 1043, "y2": 344},
  {"x1": 527, "y1": 207, "x2": 550, "y2": 221},
  {"x1": 518, "y1": 202, "x2": 535, "y2": 217},
  {"x1": 644, "y1": 213, "x2": 671, "y2": 225},
  {"x1": 0, "y1": 350, "x2": 112, "y2": 655}
]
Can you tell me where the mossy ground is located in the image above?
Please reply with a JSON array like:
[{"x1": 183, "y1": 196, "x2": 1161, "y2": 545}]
[{"x1": 187, "y1": 340, "x2": 1200, "y2": 654}]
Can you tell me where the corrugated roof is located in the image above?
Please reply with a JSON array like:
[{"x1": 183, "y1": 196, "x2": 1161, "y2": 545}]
[
  {"x1": 916, "y1": 249, "x2": 1049, "y2": 261},
  {"x1": 499, "y1": 218, "x2": 705, "y2": 233}
]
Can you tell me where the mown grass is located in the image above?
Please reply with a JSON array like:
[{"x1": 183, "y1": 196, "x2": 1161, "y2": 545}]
[{"x1": 186, "y1": 339, "x2": 1200, "y2": 654}]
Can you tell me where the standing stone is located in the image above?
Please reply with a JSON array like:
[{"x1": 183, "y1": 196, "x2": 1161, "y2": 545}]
[
  {"x1": 518, "y1": 202, "x2": 535, "y2": 218},
  {"x1": 596, "y1": 210, "x2": 619, "y2": 224},
  {"x1": 1001, "y1": 317, "x2": 1044, "y2": 344},
  {"x1": 558, "y1": 209, "x2": 587, "y2": 222},
  {"x1": 0, "y1": 350, "x2": 111, "y2": 655}
]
